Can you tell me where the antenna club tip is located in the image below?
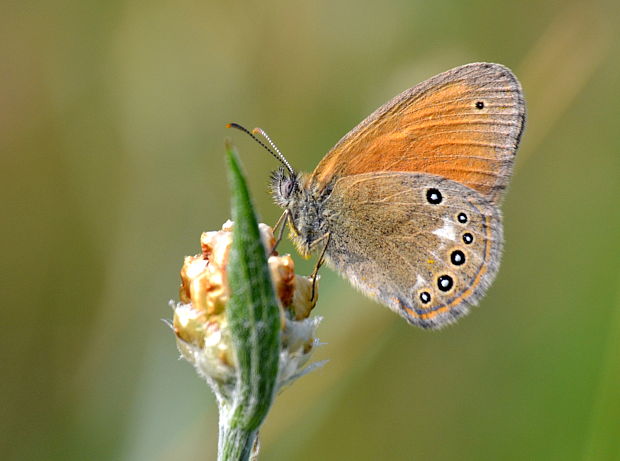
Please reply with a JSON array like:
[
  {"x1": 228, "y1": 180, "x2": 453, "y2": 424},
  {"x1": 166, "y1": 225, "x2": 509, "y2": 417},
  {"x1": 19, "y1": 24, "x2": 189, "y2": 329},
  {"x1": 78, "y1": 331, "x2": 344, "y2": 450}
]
[
  {"x1": 225, "y1": 123, "x2": 234, "y2": 128},
  {"x1": 251, "y1": 127, "x2": 262, "y2": 135}
]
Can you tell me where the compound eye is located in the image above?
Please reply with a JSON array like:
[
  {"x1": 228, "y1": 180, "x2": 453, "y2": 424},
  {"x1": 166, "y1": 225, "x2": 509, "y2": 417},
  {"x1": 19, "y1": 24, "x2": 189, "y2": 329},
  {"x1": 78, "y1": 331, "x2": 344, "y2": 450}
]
[
  {"x1": 284, "y1": 180, "x2": 293, "y2": 197},
  {"x1": 279, "y1": 177, "x2": 296, "y2": 199}
]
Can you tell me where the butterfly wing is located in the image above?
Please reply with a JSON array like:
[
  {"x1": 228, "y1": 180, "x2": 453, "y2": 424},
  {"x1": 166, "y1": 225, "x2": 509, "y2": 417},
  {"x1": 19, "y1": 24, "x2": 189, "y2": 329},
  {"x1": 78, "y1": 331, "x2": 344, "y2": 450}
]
[
  {"x1": 310, "y1": 63, "x2": 525, "y2": 205},
  {"x1": 322, "y1": 171, "x2": 502, "y2": 329}
]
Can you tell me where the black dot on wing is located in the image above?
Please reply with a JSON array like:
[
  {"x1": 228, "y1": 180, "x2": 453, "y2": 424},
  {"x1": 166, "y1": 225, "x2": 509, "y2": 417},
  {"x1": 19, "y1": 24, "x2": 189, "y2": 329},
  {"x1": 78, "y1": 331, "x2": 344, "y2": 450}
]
[
  {"x1": 457, "y1": 212, "x2": 468, "y2": 224},
  {"x1": 475, "y1": 101, "x2": 485, "y2": 109},
  {"x1": 426, "y1": 188, "x2": 442, "y2": 204},
  {"x1": 437, "y1": 275, "x2": 454, "y2": 292},
  {"x1": 463, "y1": 233, "x2": 474, "y2": 244},
  {"x1": 451, "y1": 250, "x2": 465, "y2": 266},
  {"x1": 419, "y1": 291, "x2": 431, "y2": 304}
]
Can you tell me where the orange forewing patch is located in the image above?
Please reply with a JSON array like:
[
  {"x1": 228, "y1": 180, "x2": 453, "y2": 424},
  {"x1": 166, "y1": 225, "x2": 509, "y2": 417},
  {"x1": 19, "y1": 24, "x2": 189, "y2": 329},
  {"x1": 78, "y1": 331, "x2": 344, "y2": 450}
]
[{"x1": 310, "y1": 64, "x2": 524, "y2": 204}]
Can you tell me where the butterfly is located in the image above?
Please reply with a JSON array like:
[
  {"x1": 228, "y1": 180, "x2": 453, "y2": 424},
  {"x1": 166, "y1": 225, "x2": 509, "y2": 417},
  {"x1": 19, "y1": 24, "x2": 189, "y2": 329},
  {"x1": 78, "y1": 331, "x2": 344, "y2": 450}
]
[{"x1": 231, "y1": 62, "x2": 525, "y2": 329}]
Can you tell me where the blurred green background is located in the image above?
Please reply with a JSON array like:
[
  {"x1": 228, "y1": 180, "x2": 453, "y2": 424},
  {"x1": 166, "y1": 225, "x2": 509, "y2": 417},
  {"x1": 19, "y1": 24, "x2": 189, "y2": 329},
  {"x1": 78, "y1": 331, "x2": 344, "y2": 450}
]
[{"x1": 2, "y1": 0, "x2": 620, "y2": 460}]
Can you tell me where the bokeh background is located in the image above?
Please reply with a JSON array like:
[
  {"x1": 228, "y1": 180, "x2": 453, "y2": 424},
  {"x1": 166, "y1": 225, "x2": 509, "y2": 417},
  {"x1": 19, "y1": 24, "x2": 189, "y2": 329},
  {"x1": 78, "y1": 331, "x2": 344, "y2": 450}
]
[{"x1": 2, "y1": 0, "x2": 620, "y2": 459}]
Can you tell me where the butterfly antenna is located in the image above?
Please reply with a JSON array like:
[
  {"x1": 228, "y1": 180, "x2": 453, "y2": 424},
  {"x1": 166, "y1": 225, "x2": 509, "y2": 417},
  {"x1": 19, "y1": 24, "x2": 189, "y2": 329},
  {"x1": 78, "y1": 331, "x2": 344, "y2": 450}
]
[
  {"x1": 226, "y1": 122, "x2": 295, "y2": 175},
  {"x1": 251, "y1": 127, "x2": 295, "y2": 176}
]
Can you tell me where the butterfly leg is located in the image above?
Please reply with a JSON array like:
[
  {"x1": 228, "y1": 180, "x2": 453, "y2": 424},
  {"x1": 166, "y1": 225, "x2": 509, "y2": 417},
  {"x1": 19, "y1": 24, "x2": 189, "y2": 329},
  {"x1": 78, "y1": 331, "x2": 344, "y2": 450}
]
[
  {"x1": 310, "y1": 232, "x2": 331, "y2": 301},
  {"x1": 271, "y1": 210, "x2": 289, "y2": 254},
  {"x1": 272, "y1": 208, "x2": 302, "y2": 255}
]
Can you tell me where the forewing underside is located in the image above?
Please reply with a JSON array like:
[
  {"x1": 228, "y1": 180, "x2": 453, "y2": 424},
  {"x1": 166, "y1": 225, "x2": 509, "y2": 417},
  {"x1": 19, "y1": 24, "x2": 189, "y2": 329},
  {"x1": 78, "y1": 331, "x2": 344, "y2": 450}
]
[{"x1": 311, "y1": 63, "x2": 525, "y2": 205}]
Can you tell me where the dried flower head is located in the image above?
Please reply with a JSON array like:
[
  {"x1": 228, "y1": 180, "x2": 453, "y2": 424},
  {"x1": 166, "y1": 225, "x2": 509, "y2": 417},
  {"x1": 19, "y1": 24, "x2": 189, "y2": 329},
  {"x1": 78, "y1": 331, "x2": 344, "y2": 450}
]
[{"x1": 172, "y1": 220, "x2": 322, "y2": 396}]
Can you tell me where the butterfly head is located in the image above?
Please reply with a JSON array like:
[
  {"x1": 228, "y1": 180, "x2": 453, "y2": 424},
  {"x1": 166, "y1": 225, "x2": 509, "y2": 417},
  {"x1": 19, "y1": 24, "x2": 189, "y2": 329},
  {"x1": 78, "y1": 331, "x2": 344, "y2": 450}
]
[{"x1": 270, "y1": 166, "x2": 301, "y2": 208}]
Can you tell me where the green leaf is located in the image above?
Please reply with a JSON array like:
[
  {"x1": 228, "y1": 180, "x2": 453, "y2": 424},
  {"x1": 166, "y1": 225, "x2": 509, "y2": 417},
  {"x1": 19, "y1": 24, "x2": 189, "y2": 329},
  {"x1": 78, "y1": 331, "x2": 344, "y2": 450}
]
[{"x1": 225, "y1": 141, "x2": 281, "y2": 432}]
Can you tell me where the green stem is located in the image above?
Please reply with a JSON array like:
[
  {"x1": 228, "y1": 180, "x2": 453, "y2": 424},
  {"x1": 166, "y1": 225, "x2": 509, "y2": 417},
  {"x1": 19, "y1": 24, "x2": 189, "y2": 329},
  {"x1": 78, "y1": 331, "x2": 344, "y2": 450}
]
[{"x1": 217, "y1": 417, "x2": 257, "y2": 461}]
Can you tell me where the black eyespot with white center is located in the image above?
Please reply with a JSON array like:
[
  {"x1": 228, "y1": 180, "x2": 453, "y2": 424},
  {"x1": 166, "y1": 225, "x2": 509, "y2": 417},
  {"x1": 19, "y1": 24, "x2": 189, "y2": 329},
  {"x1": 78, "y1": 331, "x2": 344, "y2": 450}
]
[
  {"x1": 437, "y1": 275, "x2": 454, "y2": 292},
  {"x1": 463, "y1": 233, "x2": 474, "y2": 244},
  {"x1": 419, "y1": 291, "x2": 431, "y2": 304},
  {"x1": 457, "y1": 212, "x2": 468, "y2": 224},
  {"x1": 475, "y1": 101, "x2": 485, "y2": 109},
  {"x1": 450, "y1": 250, "x2": 465, "y2": 266},
  {"x1": 426, "y1": 188, "x2": 442, "y2": 204}
]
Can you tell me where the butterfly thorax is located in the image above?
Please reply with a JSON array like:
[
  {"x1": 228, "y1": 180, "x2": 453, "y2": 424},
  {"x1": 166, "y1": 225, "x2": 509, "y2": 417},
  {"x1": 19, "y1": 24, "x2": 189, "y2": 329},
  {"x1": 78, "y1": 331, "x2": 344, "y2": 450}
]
[{"x1": 270, "y1": 168, "x2": 331, "y2": 257}]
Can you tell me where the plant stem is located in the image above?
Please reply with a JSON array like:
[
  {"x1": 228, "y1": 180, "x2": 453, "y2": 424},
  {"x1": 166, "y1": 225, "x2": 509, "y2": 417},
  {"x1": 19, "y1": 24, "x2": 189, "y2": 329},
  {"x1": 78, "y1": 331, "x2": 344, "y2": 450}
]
[{"x1": 218, "y1": 416, "x2": 257, "y2": 461}]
